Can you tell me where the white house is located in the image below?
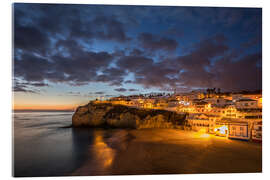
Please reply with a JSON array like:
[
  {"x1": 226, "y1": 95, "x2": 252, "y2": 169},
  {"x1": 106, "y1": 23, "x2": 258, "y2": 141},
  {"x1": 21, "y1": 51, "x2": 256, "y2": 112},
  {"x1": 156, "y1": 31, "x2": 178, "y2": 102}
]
[{"x1": 228, "y1": 121, "x2": 250, "y2": 140}]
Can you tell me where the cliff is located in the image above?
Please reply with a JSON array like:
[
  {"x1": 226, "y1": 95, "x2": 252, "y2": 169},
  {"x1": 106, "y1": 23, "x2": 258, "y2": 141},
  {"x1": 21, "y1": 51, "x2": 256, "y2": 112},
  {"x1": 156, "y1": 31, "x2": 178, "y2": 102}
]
[{"x1": 72, "y1": 102, "x2": 186, "y2": 129}]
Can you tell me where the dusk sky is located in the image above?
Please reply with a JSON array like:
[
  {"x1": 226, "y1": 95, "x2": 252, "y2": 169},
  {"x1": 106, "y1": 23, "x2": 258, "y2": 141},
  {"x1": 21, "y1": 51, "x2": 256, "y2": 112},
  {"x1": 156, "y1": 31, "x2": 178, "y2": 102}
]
[{"x1": 13, "y1": 3, "x2": 262, "y2": 110}]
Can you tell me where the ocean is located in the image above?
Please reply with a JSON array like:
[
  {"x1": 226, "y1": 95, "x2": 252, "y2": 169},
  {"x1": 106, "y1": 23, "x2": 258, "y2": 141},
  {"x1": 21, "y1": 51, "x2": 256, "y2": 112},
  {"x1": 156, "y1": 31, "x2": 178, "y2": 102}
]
[
  {"x1": 13, "y1": 111, "x2": 119, "y2": 177},
  {"x1": 13, "y1": 111, "x2": 262, "y2": 176}
]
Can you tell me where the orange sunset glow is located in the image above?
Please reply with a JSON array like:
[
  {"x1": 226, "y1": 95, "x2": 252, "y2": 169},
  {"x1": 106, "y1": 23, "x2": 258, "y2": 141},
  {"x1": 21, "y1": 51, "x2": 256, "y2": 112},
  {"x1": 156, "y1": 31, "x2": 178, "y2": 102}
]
[{"x1": 13, "y1": 104, "x2": 76, "y2": 111}]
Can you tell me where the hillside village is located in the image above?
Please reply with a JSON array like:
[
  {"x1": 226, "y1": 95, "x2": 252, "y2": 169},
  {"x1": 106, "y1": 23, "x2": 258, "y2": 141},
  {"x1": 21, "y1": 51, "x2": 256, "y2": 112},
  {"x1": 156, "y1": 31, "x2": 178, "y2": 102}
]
[{"x1": 95, "y1": 89, "x2": 262, "y2": 142}]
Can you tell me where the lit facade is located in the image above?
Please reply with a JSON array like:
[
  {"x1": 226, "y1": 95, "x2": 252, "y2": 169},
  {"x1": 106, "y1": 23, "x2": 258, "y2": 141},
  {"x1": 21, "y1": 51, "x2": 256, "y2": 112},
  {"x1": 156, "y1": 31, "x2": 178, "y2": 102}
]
[
  {"x1": 228, "y1": 121, "x2": 250, "y2": 140},
  {"x1": 105, "y1": 92, "x2": 262, "y2": 142},
  {"x1": 252, "y1": 121, "x2": 262, "y2": 142}
]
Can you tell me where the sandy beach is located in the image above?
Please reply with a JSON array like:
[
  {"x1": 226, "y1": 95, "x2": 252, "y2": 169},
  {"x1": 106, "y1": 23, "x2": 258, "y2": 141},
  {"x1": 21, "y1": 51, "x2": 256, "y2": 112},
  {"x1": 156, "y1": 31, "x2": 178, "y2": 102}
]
[{"x1": 72, "y1": 129, "x2": 262, "y2": 175}]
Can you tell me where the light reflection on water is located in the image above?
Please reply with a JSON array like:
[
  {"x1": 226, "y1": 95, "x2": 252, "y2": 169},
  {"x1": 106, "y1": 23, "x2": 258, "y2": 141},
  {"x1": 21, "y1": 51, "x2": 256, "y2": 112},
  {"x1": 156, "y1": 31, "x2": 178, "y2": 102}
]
[
  {"x1": 92, "y1": 131, "x2": 115, "y2": 168},
  {"x1": 13, "y1": 111, "x2": 117, "y2": 177}
]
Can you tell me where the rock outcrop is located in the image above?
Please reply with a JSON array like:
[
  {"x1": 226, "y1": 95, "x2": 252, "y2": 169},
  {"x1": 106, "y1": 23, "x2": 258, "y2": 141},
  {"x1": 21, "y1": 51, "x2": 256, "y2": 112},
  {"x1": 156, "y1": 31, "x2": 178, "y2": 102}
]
[{"x1": 72, "y1": 102, "x2": 186, "y2": 129}]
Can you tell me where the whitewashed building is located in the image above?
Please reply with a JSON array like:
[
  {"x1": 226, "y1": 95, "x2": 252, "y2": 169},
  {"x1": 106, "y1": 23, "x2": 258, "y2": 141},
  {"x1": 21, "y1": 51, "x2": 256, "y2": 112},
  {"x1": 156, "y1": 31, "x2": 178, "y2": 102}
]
[{"x1": 228, "y1": 121, "x2": 250, "y2": 140}]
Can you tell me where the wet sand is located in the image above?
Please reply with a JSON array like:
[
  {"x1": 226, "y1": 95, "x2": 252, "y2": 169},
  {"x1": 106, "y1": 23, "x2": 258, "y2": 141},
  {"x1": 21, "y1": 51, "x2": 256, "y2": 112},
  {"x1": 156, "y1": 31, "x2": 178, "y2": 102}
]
[{"x1": 72, "y1": 129, "x2": 262, "y2": 175}]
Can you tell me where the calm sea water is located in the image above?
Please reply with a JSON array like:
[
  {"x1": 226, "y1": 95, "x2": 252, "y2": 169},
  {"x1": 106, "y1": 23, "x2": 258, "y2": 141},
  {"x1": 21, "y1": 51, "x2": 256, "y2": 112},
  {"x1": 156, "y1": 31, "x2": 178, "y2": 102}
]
[
  {"x1": 13, "y1": 111, "x2": 117, "y2": 177},
  {"x1": 13, "y1": 112, "x2": 262, "y2": 176}
]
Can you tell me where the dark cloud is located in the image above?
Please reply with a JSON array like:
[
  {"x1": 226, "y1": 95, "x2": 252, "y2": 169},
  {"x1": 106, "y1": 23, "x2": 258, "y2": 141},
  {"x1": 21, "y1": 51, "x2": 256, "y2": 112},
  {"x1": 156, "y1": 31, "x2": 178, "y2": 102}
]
[
  {"x1": 14, "y1": 53, "x2": 52, "y2": 82},
  {"x1": 27, "y1": 82, "x2": 49, "y2": 87},
  {"x1": 114, "y1": 88, "x2": 127, "y2": 92},
  {"x1": 117, "y1": 55, "x2": 153, "y2": 72},
  {"x1": 14, "y1": 25, "x2": 51, "y2": 55},
  {"x1": 13, "y1": 85, "x2": 38, "y2": 93},
  {"x1": 13, "y1": 4, "x2": 131, "y2": 88},
  {"x1": 162, "y1": 27, "x2": 183, "y2": 38},
  {"x1": 172, "y1": 34, "x2": 229, "y2": 88},
  {"x1": 133, "y1": 61, "x2": 180, "y2": 88},
  {"x1": 138, "y1": 33, "x2": 178, "y2": 52},
  {"x1": 114, "y1": 34, "x2": 261, "y2": 91},
  {"x1": 14, "y1": 4, "x2": 130, "y2": 51},
  {"x1": 92, "y1": 16, "x2": 130, "y2": 42},
  {"x1": 211, "y1": 53, "x2": 262, "y2": 91},
  {"x1": 67, "y1": 15, "x2": 130, "y2": 42},
  {"x1": 171, "y1": 36, "x2": 261, "y2": 91},
  {"x1": 13, "y1": 4, "x2": 262, "y2": 93},
  {"x1": 13, "y1": 81, "x2": 42, "y2": 94},
  {"x1": 14, "y1": 40, "x2": 115, "y2": 86},
  {"x1": 128, "y1": 88, "x2": 138, "y2": 92},
  {"x1": 116, "y1": 53, "x2": 180, "y2": 89},
  {"x1": 124, "y1": 80, "x2": 133, "y2": 84},
  {"x1": 65, "y1": 91, "x2": 102, "y2": 97},
  {"x1": 116, "y1": 35, "x2": 228, "y2": 89},
  {"x1": 129, "y1": 48, "x2": 144, "y2": 56},
  {"x1": 14, "y1": 80, "x2": 49, "y2": 88},
  {"x1": 241, "y1": 35, "x2": 262, "y2": 49},
  {"x1": 67, "y1": 91, "x2": 81, "y2": 95},
  {"x1": 104, "y1": 94, "x2": 114, "y2": 97},
  {"x1": 95, "y1": 67, "x2": 127, "y2": 86},
  {"x1": 95, "y1": 91, "x2": 105, "y2": 95}
]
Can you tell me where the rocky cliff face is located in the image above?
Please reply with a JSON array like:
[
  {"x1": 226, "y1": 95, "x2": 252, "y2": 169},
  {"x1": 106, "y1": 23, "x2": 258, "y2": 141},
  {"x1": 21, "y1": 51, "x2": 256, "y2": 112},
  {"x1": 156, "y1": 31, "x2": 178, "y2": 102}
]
[{"x1": 72, "y1": 102, "x2": 186, "y2": 129}]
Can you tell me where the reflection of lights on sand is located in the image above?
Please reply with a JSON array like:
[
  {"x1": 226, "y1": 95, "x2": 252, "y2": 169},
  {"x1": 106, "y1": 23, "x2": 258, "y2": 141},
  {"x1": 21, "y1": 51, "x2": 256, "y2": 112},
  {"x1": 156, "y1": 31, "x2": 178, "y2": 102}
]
[
  {"x1": 199, "y1": 128, "x2": 207, "y2": 133},
  {"x1": 200, "y1": 133, "x2": 210, "y2": 138},
  {"x1": 194, "y1": 128, "x2": 210, "y2": 138},
  {"x1": 93, "y1": 133, "x2": 115, "y2": 168}
]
